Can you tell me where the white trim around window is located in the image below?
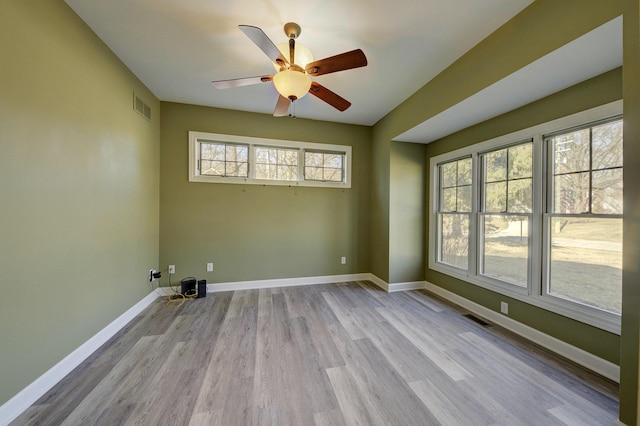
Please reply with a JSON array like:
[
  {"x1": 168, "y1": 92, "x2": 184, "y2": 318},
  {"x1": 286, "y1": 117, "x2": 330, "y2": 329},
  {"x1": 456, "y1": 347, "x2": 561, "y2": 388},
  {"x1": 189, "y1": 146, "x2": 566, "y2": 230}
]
[
  {"x1": 188, "y1": 131, "x2": 352, "y2": 189},
  {"x1": 428, "y1": 100, "x2": 623, "y2": 334}
]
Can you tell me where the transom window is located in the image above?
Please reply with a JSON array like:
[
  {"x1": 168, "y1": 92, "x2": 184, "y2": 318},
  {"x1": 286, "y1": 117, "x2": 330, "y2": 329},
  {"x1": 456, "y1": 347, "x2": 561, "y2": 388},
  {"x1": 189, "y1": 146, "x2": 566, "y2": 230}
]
[
  {"x1": 255, "y1": 146, "x2": 298, "y2": 181},
  {"x1": 304, "y1": 151, "x2": 344, "y2": 182},
  {"x1": 189, "y1": 132, "x2": 351, "y2": 188},
  {"x1": 429, "y1": 101, "x2": 623, "y2": 334}
]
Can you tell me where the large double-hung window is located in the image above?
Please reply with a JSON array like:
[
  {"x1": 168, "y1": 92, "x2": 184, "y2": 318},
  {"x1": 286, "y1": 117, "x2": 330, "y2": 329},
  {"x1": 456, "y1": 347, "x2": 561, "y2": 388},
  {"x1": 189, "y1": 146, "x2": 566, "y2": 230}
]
[
  {"x1": 429, "y1": 101, "x2": 622, "y2": 333},
  {"x1": 480, "y1": 142, "x2": 533, "y2": 287},
  {"x1": 437, "y1": 158, "x2": 472, "y2": 269},
  {"x1": 545, "y1": 118, "x2": 623, "y2": 314}
]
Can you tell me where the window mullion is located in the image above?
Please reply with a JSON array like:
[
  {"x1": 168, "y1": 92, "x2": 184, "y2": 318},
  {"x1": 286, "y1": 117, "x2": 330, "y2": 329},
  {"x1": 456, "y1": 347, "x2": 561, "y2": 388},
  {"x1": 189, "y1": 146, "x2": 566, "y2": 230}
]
[
  {"x1": 469, "y1": 154, "x2": 479, "y2": 277},
  {"x1": 298, "y1": 149, "x2": 305, "y2": 183}
]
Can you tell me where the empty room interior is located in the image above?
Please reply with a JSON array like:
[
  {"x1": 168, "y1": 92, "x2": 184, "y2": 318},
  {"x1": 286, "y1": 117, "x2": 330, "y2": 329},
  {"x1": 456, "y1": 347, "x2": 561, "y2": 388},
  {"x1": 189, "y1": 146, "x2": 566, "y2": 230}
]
[{"x1": 1, "y1": 0, "x2": 640, "y2": 425}]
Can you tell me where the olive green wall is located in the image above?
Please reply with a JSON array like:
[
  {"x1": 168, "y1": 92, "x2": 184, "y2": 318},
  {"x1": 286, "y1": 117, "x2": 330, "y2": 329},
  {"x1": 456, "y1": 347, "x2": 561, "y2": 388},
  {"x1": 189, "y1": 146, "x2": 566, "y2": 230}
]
[
  {"x1": 620, "y1": 0, "x2": 640, "y2": 423},
  {"x1": 424, "y1": 70, "x2": 622, "y2": 364},
  {"x1": 159, "y1": 102, "x2": 371, "y2": 284},
  {"x1": 0, "y1": 1, "x2": 160, "y2": 406},
  {"x1": 389, "y1": 141, "x2": 426, "y2": 283}
]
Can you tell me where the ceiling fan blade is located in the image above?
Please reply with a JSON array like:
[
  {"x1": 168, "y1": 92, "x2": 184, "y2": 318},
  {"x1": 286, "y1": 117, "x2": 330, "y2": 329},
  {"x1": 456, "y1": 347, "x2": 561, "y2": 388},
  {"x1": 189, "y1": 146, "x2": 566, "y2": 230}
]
[
  {"x1": 239, "y1": 25, "x2": 288, "y2": 67},
  {"x1": 308, "y1": 82, "x2": 351, "y2": 111},
  {"x1": 211, "y1": 75, "x2": 272, "y2": 89},
  {"x1": 305, "y1": 49, "x2": 367, "y2": 77},
  {"x1": 273, "y1": 95, "x2": 290, "y2": 117}
]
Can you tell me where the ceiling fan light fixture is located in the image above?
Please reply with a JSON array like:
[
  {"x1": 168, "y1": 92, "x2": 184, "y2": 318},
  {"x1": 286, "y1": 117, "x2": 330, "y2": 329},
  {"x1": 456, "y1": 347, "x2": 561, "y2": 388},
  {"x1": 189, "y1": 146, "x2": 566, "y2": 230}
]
[{"x1": 273, "y1": 69, "x2": 312, "y2": 100}]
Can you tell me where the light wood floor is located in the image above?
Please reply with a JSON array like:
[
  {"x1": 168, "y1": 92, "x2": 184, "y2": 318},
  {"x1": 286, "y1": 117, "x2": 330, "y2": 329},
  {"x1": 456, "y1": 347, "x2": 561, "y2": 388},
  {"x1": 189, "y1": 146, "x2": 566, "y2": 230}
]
[{"x1": 12, "y1": 281, "x2": 618, "y2": 425}]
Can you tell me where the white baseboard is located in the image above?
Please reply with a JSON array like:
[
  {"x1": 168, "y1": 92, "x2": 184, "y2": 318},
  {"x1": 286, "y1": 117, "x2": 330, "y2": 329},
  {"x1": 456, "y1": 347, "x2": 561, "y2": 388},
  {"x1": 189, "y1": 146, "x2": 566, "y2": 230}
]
[
  {"x1": 0, "y1": 291, "x2": 160, "y2": 426},
  {"x1": 387, "y1": 281, "x2": 426, "y2": 292},
  {"x1": 200, "y1": 273, "x2": 373, "y2": 293},
  {"x1": 422, "y1": 281, "x2": 620, "y2": 383}
]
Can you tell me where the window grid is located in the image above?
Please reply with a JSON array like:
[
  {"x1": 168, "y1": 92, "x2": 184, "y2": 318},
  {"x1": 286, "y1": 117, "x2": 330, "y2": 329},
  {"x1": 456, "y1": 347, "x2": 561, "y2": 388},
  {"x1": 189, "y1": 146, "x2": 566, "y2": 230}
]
[
  {"x1": 304, "y1": 151, "x2": 345, "y2": 182},
  {"x1": 255, "y1": 146, "x2": 299, "y2": 181},
  {"x1": 199, "y1": 142, "x2": 249, "y2": 178},
  {"x1": 438, "y1": 158, "x2": 472, "y2": 213},
  {"x1": 437, "y1": 158, "x2": 472, "y2": 270},
  {"x1": 549, "y1": 118, "x2": 623, "y2": 216}
]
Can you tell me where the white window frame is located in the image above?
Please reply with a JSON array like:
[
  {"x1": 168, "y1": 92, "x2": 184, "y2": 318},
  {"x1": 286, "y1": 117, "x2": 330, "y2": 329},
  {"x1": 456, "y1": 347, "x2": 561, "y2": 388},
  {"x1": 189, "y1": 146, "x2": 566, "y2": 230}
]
[
  {"x1": 428, "y1": 100, "x2": 622, "y2": 334},
  {"x1": 189, "y1": 131, "x2": 352, "y2": 188}
]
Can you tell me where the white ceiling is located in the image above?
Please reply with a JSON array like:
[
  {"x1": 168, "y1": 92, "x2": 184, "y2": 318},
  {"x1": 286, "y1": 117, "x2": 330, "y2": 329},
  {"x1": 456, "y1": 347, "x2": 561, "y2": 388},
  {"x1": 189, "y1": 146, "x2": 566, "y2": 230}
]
[{"x1": 64, "y1": 0, "x2": 621, "y2": 142}]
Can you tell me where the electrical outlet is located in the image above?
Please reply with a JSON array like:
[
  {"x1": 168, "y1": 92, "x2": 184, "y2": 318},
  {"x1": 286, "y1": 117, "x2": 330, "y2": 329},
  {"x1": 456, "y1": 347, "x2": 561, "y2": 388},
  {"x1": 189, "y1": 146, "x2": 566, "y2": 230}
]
[
  {"x1": 168, "y1": 265, "x2": 175, "y2": 274},
  {"x1": 341, "y1": 256, "x2": 346, "y2": 265},
  {"x1": 500, "y1": 301, "x2": 509, "y2": 315},
  {"x1": 207, "y1": 262, "x2": 213, "y2": 272}
]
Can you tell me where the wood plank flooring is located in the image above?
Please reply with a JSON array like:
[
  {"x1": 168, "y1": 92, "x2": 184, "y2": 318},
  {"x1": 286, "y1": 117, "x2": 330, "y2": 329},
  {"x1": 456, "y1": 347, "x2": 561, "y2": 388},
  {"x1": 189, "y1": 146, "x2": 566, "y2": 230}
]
[{"x1": 11, "y1": 281, "x2": 619, "y2": 425}]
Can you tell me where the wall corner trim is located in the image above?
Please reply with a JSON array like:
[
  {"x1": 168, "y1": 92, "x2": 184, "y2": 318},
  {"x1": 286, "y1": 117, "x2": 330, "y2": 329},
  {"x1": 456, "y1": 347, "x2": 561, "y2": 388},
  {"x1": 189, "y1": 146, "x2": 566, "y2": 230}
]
[{"x1": 0, "y1": 290, "x2": 160, "y2": 426}]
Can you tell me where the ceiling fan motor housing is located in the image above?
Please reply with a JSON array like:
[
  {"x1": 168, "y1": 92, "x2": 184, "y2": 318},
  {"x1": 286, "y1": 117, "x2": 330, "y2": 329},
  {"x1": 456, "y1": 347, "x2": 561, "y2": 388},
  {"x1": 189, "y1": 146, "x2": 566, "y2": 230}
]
[{"x1": 284, "y1": 22, "x2": 301, "y2": 39}]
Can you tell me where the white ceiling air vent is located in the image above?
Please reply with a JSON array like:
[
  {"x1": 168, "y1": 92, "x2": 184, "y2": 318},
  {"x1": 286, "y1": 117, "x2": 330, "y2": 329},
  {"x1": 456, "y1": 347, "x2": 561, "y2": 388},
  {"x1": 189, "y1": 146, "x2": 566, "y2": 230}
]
[{"x1": 133, "y1": 92, "x2": 151, "y2": 121}]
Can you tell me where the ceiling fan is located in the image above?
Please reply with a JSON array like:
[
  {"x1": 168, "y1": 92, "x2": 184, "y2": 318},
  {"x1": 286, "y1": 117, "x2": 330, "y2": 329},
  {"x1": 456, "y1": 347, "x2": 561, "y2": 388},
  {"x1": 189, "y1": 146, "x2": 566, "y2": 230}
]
[{"x1": 211, "y1": 22, "x2": 368, "y2": 117}]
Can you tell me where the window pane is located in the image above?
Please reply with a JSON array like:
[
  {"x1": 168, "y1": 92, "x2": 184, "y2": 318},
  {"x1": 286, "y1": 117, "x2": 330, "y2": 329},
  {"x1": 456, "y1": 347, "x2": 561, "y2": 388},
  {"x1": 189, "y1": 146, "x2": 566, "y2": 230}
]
[
  {"x1": 323, "y1": 168, "x2": 343, "y2": 182},
  {"x1": 441, "y1": 162, "x2": 457, "y2": 187},
  {"x1": 304, "y1": 152, "x2": 321, "y2": 167},
  {"x1": 508, "y1": 178, "x2": 532, "y2": 213},
  {"x1": 304, "y1": 166, "x2": 323, "y2": 181},
  {"x1": 553, "y1": 172, "x2": 589, "y2": 214},
  {"x1": 225, "y1": 160, "x2": 248, "y2": 177},
  {"x1": 229, "y1": 145, "x2": 248, "y2": 162},
  {"x1": 236, "y1": 163, "x2": 248, "y2": 177},
  {"x1": 439, "y1": 213, "x2": 469, "y2": 269},
  {"x1": 549, "y1": 217, "x2": 622, "y2": 314},
  {"x1": 441, "y1": 187, "x2": 457, "y2": 212},
  {"x1": 458, "y1": 158, "x2": 472, "y2": 185},
  {"x1": 592, "y1": 120, "x2": 623, "y2": 169},
  {"x1": 485, "y1": 150, "x2": 507, "y2": 182},
  {"x1": 304, "y1": 151, "x2": 344, "y2": 182},
  {"x1": 256, "y1": 147, "x2": 299, "y2": 181},
  {"x1": 482, "y1": 215, "x2": 528, "y2": 287},
  {"x1": 508, "y1": 144, "x2": 532, "y2": 179},
  {"x1": 255, "y1": 163, "x2": 270, "y2": 179},
  {"x1": 277, "y1": 165, "x2": 298, "y2": 181},
  {"x1": 592, "y1": 168, "x2": 623, "y2": 214},
  {"x1": 200, "y1": 160, "x2": 224, "y2": 176},
  {"x1": 325, "y1": 154, "x2": 343, "y2": 169},
  {"x1": 484, "y1": 182, "x2": 506, "y2": 212},
  {"x1": 553, "y1": 129, "x2": 590, "y2": 174},
  {"x1": 256, "y1": 147, "x2": 269, "y2": 163},
  {"x1": 457, "y1": 185, "x2": 472, "y2": 212},
  {"x1": 200, "y1": 143, "x2": 226, "y2": 161}
]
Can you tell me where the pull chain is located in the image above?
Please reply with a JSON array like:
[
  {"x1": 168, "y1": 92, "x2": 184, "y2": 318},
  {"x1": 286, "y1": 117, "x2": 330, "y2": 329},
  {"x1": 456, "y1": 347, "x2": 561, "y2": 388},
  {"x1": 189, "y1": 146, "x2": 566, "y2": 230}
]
[{"x1": 289, "y1": 99, "x2": 297, "y2": 118}]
